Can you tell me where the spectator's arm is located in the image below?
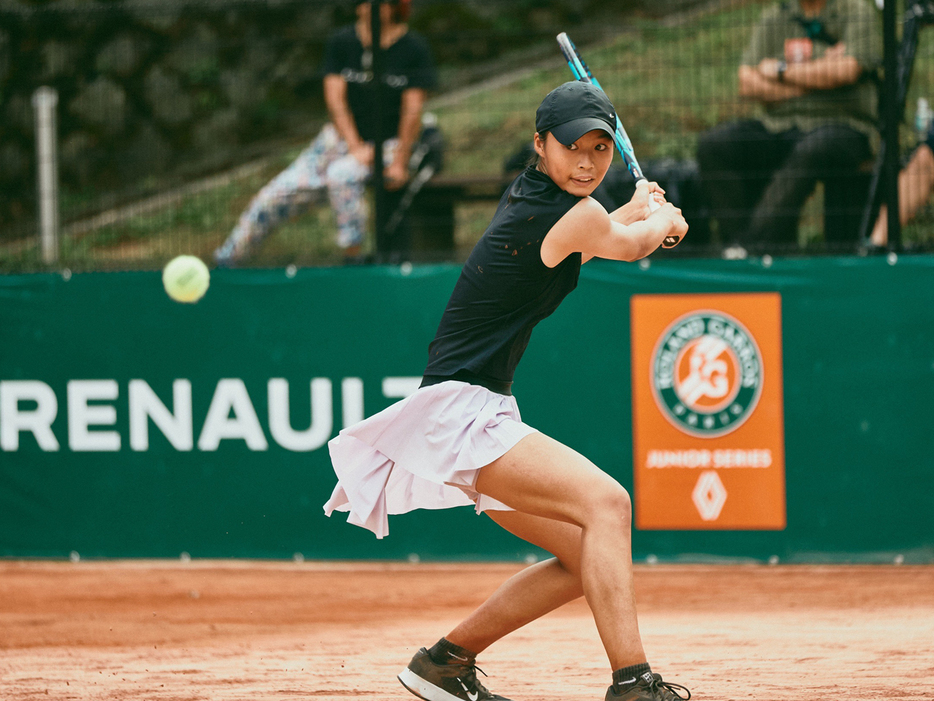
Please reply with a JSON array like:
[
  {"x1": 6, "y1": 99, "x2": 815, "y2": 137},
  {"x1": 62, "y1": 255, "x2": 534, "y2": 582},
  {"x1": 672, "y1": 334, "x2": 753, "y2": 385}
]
[
  {"x1": 738, "y1": 64, "x2": 806, "y2": 103},
  {"x1": 324, "y1": 74, "x2": 370, "y2": 164},
  {"x1": 762, "y1": 44, "x2": 863, "y2": 91},
  {"x1": 385, "y1": 87, "x2": 427, "y2": 189}
]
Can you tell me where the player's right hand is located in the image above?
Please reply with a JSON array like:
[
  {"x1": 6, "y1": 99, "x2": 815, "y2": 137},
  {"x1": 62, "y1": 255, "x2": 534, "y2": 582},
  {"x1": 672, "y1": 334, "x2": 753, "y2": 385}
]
[{"x1": 652, "y1": 201, "x2": 688, "y2": 247}]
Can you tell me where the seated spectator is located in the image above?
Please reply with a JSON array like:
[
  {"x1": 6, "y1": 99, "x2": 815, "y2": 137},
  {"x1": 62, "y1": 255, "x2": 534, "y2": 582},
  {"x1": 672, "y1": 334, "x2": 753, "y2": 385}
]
[
  {"x1": 214, "y1": 0, "x2": 437, "y2": 265},
  {"x1": 697, "y1": 0, "x2": 881, "y2": 253}
]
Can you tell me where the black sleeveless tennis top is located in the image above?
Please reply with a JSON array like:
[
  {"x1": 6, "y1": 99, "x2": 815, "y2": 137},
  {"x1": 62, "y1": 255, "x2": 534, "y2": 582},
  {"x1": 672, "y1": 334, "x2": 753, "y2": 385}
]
[{"x1": 421, "y1": 166, "x2": 583, "y2": 395}]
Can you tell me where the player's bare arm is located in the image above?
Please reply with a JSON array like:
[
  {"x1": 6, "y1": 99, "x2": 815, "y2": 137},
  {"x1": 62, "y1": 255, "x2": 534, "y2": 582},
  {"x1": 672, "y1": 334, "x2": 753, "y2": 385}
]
[{"x1": 541, "y1": 196, "x2": 687, "y2": 266}]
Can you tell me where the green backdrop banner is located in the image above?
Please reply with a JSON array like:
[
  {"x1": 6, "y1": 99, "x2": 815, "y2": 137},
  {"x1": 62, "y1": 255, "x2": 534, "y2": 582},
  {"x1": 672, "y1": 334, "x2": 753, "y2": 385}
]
[{"x1": 2, "y1": 256, "x2": 933, "y2": 562}]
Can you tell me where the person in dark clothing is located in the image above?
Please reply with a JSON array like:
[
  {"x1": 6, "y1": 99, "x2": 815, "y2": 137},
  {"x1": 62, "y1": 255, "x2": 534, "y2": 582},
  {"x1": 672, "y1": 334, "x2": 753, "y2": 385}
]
[
  {"x1": 696, "y1": 0, "x2": 881, "y2": 252},
  {"x1": 215, "y1": 0, "x2": 436, "y2": 264},
  {"x1": 324, "y1": 82, "x2": 690, "y2": 701}
]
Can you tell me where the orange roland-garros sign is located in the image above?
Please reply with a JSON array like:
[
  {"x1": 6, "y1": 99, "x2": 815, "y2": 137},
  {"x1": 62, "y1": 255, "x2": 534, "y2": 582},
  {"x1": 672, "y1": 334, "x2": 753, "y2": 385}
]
[{"x1": 631, "y1": 293, "x2": 786, "y2": 530}]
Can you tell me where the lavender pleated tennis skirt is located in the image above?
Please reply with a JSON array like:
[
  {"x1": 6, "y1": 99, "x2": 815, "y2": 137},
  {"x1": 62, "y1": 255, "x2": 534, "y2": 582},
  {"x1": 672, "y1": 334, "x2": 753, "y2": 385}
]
[{"x1": 323, "y1": 380, "x2": 538, "y2": 539}]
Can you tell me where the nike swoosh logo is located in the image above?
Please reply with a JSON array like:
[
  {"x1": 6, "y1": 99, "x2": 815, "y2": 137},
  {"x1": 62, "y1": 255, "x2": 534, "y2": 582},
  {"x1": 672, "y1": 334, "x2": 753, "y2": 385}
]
[
  {"x1": 620, "y1": 677, "x2": 637, "y2": 685},
  {"x1": 457, "y1": 679, "x2": 480, "y2": 701}
]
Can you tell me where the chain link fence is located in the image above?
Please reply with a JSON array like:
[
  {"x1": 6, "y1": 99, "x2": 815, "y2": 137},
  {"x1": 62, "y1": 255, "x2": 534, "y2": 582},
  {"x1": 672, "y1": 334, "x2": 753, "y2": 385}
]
[{"x1": 2, "y1": 0, "x2": 933, "y2": 271}]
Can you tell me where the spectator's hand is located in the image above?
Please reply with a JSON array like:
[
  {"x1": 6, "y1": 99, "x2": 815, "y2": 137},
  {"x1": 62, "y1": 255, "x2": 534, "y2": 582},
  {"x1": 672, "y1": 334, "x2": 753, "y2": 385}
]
[
  {"x1": 384, "y1": 159, "x2": 409, "y2": 191},
  {"x1": 350, "y1": 142, "x2": 375, "y2": 168},
  {"x1": 757, "y1": 57, "x2": 783, "y2": 81}
]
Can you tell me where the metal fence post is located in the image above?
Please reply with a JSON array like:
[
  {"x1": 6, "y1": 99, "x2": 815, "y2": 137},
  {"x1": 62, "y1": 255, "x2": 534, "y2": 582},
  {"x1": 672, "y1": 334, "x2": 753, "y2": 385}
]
[
  {"x1": 32, "y1": 86, "x2": 60, "y2": 265},
  {"x1": 882, "y1": 0, "x2": 901, "y2": 250},
  {"x1": 370, "y1": 0, "x2": 387, "y2": 259}
]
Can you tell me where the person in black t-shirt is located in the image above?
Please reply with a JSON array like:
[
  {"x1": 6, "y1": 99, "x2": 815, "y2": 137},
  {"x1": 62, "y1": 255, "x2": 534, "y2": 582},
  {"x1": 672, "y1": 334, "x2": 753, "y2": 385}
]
[
  {"x1": 214, "y1": 0, "x2": 436, "y2": 265},
  {"x1": 325, "y1": 82, "x2": 689, "y2": 701}
]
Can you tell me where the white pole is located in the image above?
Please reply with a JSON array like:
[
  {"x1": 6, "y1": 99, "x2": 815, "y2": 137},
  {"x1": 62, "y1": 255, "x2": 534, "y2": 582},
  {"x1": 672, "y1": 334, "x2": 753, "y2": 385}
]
[{"x1": 32, "y1": 86, "x2": 60, "y2": 265}]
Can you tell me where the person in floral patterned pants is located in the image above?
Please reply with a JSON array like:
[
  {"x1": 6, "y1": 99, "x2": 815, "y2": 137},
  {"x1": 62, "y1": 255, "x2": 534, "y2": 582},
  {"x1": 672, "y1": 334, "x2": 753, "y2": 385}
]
[{"x1": 215, "y1": 0, "x2": 436, "y2": 264}]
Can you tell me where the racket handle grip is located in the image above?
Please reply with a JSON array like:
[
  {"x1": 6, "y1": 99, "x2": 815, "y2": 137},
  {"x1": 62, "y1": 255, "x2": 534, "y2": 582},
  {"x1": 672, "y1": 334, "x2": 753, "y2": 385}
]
[
  {"x1": 636, "y1": 179, "x2": 681, "y2": 249},
  {"x1": 636, "y1": 178, "x2": 661, "y2": 213}
]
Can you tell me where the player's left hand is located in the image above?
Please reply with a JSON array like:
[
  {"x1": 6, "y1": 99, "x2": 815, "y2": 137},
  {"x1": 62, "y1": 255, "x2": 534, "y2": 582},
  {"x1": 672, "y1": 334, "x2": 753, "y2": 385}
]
[{"x1": 634, "y1": 180, "x2": 666, "y2": 219}]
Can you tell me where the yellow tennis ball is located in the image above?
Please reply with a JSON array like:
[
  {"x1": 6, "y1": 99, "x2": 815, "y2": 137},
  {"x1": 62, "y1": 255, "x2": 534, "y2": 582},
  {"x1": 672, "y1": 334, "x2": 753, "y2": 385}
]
[{"x1": 162, "y1": 255, "x2": 210, "y2": 303}]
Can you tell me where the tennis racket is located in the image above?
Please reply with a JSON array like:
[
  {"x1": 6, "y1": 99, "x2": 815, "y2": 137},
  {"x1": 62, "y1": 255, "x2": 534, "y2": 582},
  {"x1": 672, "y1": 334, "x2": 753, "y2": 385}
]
[{"x1": 556, "y1": 32, "x2": 680, "y2": 248}]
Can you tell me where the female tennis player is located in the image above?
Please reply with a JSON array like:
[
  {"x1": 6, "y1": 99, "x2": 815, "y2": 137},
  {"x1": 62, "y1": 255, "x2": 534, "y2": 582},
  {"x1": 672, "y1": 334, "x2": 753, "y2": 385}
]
[{"x1": 324, "y1": 81, "x2": 690, "y2": 701}]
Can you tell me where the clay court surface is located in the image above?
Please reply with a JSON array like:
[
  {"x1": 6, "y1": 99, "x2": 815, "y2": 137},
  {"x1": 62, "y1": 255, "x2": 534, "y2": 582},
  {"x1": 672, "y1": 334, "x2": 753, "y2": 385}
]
[{"x1": 1, "y1": 561, "x2": 932, "y2": 700}]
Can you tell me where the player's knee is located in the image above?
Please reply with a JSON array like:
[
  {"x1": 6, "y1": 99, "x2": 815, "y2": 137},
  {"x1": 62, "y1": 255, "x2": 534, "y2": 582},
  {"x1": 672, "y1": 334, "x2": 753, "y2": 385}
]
[
  {"x1": 587, "y1": 484, "x2": 632, "y2": 530},
  {"x1": 550, "y1": 551, "x2": 583, "y2": 582}
]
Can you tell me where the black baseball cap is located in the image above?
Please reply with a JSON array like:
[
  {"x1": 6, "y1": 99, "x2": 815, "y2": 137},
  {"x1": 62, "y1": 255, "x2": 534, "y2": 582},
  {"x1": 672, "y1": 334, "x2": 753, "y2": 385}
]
[{"x1": 535, "y1": 81, "x2": 617, "y2": 146}]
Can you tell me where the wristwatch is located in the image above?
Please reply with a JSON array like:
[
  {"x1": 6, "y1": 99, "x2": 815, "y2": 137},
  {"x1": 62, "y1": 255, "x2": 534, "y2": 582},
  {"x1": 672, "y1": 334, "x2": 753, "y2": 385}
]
[{"x1": 776, "y1": 60, "x2": 787, "y2": 82}]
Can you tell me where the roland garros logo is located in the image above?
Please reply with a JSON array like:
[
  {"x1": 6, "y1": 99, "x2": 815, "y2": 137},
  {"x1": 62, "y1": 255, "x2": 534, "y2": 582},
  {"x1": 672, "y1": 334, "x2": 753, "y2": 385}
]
[{"x1": 651, "y1": 311, "x2": 763, "y2": 437}]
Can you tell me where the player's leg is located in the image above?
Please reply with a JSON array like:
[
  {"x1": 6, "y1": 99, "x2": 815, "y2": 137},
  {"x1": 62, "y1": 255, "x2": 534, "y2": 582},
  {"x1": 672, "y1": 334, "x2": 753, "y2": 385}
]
[
  {"x1": 479, "y1": 434, "x2": 690, "y2": 701},
  {"x1": 446, "y1": 510, "x2": 584, "y2": 653},
  {"x1": 472, "y1": 432, "x2": 646, "y2": 670},
  {"x1": 399, "y1": 511, "x2": 584, "y2": 701},
  {"x1": 398, "y1": 433, "x2": 688, "y2": 701}
]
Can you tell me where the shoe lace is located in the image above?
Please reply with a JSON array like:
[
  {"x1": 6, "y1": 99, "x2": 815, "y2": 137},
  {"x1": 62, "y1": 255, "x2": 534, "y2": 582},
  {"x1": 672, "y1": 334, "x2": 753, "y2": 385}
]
[
  {"x1": 649, "y1": 673, "x2": 691, "y2": 701},
  {"x1": 459, "y1": 663, "x2": 491, "y2": 695}
]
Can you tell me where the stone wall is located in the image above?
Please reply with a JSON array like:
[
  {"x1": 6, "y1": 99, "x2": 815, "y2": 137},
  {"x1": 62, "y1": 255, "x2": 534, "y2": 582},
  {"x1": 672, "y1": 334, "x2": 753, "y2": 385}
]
[{"x1": 0, "y1": 0, "x2": 344, "y2": 237}]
